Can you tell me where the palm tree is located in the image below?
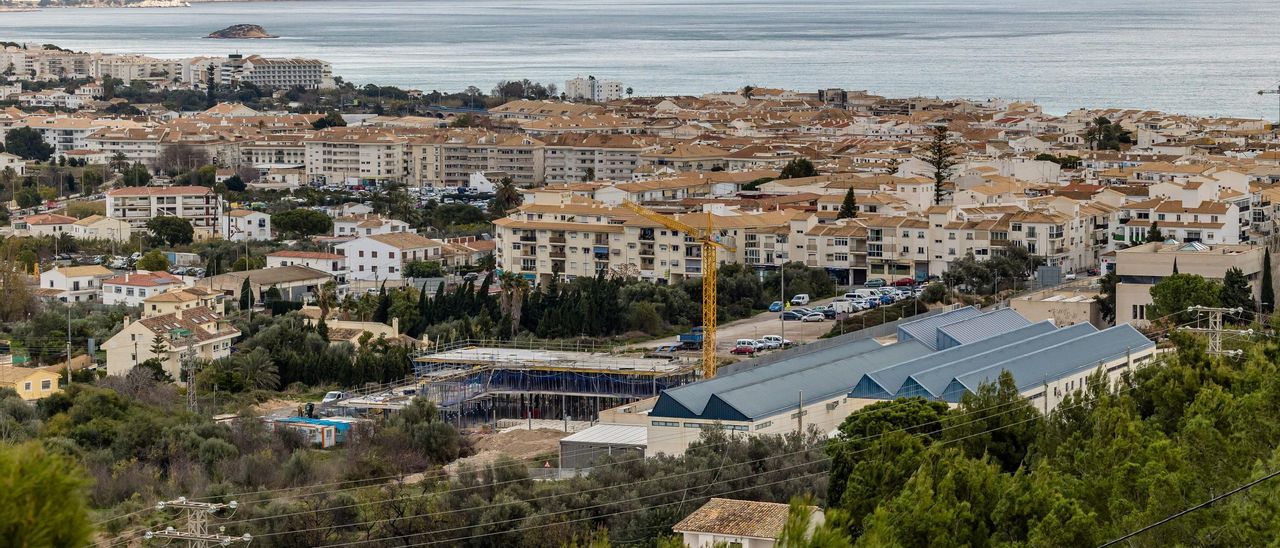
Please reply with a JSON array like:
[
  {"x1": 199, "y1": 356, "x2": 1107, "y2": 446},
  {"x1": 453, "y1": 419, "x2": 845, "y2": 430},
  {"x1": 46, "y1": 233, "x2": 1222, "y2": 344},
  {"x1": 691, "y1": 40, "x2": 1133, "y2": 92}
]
[
  {"x1": 109, "y1": 152, "x2": 128, "y2": 174},
  {"x1": 237, "y1": 347, "x2": 279, "y2": 391},
  {"x1": 498, "y1": 271, "x2": 529, "y2": 336},
  {"x1": 315, "y1": 280, "x2": 337, "y2": 319}
]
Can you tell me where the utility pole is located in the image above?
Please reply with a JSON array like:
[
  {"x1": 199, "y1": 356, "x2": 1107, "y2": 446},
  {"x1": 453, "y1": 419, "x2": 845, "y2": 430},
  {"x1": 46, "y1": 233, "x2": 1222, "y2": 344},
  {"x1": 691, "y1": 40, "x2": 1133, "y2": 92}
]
[
  {"x1": 144, "y1": 497, "x2": 251, "y2": 547},
  {"x1": 1184, "y1": 306, "x2": 1252, "y2": 356},
  {"x1": 64, "y1": 301, "x2": 72, "y2": 387}
]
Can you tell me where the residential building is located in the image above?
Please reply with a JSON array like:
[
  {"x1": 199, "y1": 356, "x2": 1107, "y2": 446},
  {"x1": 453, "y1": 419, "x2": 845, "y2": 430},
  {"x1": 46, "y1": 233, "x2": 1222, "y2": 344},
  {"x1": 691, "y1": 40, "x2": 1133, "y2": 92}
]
[
  {"x1": 37, "y1": 265, "x2": 113, "y2": 303},
  {"x1": 673, "y1": 498, "x2": 819, "y2": 548},
  {"x1": 332, "y1": 214, "x2": 413, "y2": 238},
  {"x1": 0, "y1": 367, "x2": 62, "y2": 401},
  {"x1": 565, "y1": 76, "x2": 624, "y2": 102},
  {"x1": 304, "y1": 128, "x2": 408, "y2": 186},
  {"x1": 15, "y1": 213, "x2": 76, "y2": 238},
  {"x1": 335, "y1": 232, "x2": 444, "y2": 281},
  {"x1": 219, "y1": 54, "x2": 334, "y2": 90},
  {"x1": 1114, "y1": 241, "x2": 1265, "y2": 326},
  {"x1": 0, "y1": 151, "x2": 25, "y2": 176},
  {"x1": 266, "y1": 250, "x2": 349, "y2": 282},
  {"x1": 220, "y1": 209, "x2": 272, "y2": 241},
  {"x1": 105, "y1": 186, "x2": 221, "y2": 230},
  {"x1": 102, "y1": 306, "x2": 240, "y2": 380},
  {"x1": 141, "y1": 287, "x2": 223, "y2": 318},
  {"x1": 70, "y1": 215, "x2": 132, "y2": 243},
  {"x1": 204, "y1": 265, "x2": 334, "y2": 303},
  {"x1": 102, "y1": 271, "x2": 185, "y2": 307}
]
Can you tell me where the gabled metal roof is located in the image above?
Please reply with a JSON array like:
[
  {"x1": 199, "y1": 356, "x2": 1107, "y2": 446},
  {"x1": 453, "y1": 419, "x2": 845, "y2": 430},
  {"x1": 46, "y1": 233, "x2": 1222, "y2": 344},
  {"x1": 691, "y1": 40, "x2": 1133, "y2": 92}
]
[
  {"x1": 651, "y1": 338, "x2": 884, "y2": 419},
  {"x1": 850, "y1": 321, "x2": 1057, "y2": 399},
  {"x1": 936, "y1": 308, "x2": 1032, "y2": 349},
  {"x1": 941, "y1": 324, "x2": 1154, "y2": 402},
  {"x1": 703, "y1": 340, "x2": 932, "y2": 421},
  {"x1": 896, "y1": 323, "x2": 1099, "y2": 399},
  {"x1": 897, "y1": 306, "x2": 982, "y2": 349}
]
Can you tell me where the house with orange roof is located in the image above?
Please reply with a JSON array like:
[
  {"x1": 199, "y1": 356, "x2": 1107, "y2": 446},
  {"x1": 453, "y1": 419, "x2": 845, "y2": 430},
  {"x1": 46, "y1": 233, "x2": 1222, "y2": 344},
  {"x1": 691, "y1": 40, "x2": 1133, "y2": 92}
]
[{"x1": 102, "y1": 271, "x2": 185, "y2": 307}]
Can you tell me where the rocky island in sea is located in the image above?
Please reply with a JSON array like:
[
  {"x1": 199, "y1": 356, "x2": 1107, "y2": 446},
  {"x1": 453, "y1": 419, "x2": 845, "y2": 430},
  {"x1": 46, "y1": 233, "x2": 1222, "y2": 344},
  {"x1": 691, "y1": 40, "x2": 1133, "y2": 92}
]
[{"x1": 206, "y1": 24, "x2": 278, "y2": 39}]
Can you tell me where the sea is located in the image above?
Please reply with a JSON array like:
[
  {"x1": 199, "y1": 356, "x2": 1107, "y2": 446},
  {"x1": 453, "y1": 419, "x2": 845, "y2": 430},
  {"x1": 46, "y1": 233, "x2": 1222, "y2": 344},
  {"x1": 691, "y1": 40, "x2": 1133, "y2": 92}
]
[{"x1": 4, "y1": 0, "x2": 1280, "y2": 118}]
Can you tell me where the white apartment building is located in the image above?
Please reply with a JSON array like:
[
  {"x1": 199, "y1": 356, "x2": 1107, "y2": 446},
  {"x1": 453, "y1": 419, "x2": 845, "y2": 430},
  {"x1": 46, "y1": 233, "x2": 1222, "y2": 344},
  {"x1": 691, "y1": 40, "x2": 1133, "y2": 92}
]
[
  {"x1": 106, "y1": 185, "x2": 221, "y2": 230},
  {"x1": 220, "y1": 209, "x2": 272, "y2": 241},
  {"x1": 94, "y1": 55, "x2": 184, "y2": 84},
  {"x1": 220, "y1": 54, "x2": 334, "y2": 90},
  {"x1": 38, "y1": 265, "x2": 113, "y2": 303},
  {"x1": 266, "y1": 251, "x2": 349, "y2": 282},
  {"x1": 87, "y1": 127, "x2": 169, "y2": 165},
  {"x1": 543, "y1": 134, "x2": 648, "y2": 183},
  {"x1": 566, "y1": 76, "x2": 624, "y2": 102},
  {"x1": 102, "y1": 271, "x2": 185, "y2": 307},
  {"x1": 334, "y1": 232, "x2": 444, "y2": 281}
]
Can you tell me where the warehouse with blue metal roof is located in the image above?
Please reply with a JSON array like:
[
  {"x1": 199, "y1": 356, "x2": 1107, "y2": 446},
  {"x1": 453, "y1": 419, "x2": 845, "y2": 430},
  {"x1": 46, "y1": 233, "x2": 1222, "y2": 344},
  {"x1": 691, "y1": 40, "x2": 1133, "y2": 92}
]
[{"x1": 598, "y1": 306, "x2": 1158, "y2": 457}]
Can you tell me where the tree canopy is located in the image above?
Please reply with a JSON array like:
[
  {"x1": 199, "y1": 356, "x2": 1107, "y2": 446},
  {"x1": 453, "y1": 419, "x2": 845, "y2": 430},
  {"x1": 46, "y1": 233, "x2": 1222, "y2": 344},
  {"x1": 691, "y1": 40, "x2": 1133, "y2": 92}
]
[
  {"x1": 145, "y1": 216, "x2": 194, "y2": 247},
  {"x1": 3, "y1": 126, "x2": 54, "y2": 162},
  {"x1": 272, "y1": 209, "x2": 333, "y2": 238},
  {"x1": 136, "y1": 249, "x2": 170, "y2": 271},
  {"x1": 778, "y1": 158, "x2": 818, "y2": 179}
]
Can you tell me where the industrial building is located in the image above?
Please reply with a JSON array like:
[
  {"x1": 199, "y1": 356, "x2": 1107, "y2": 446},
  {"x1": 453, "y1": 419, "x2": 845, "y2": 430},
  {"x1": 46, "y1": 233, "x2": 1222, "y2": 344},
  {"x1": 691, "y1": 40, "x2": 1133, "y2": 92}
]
[{"x1": 591, "y1": 307, "x2": 1157, "y2": 457}]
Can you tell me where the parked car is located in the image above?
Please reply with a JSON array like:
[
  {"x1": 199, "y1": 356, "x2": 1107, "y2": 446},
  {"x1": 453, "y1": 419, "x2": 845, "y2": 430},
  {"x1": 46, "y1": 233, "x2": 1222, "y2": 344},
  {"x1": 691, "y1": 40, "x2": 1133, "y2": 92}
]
[
  {"x1": 321, "y1": 391, "x2": 347, "y2": 404},
  {"x1": 757, "y1": 338, "x2": 781, "y2": 350},
  {"x1": 801, "y1": 312, "x2": 826, "y2": 322},
  {"x1": 762, "y1": 335, "x2": 793, "y2": 348},
  {"x1": 1064, "y1": 272, "x2": 1078, "y2": 281},
  {"x1": 768, "y1": 300, "x2": 784, "y2": 312},
  {"x1": 790, "y1": 293, "x2": 810, "y2": 305},
  {"x1": 791, "y1": 307, "x2": 815, "y2": 316},
  {"x1": 879, "y1": 295, "x2": 894, "y2": 305},
  {"x1": 730, "y1": 344, "x2": 757, "y2": 355},
  {"x1": 780, "y1": 311, "x2": 804, "y2": 321},
  {"x1": 864, "y1": 278, "x2": 887, "y2": 288},
  {"x1": 819, "y1": 307, "x2": 837, "y2": 319},
  {"x1": 891, "y1": 277, "x2": 916, "y2": 287}
]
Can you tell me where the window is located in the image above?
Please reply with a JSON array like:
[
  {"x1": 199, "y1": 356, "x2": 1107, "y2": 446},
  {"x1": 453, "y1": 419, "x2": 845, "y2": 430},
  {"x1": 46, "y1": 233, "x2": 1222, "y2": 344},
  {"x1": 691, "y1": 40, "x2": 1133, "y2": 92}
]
[
  {"x1": 40, "y1": 380, "x2": 51, "y2": 390},
  {"x1": 23, "y1": 382, "x2": 31, "y2": 391},
  {"x1": 651, "y1": 420, "x2": 679, "y2": 427},
  {"x1": 371, "y1": 251, "x2": 378, "y2": 258},
  {"x1": 683, "y1": 422, "x2": 703, "y2": 429},
  {"x1": 389, "y1": 252, "x2": 396, "y2": 259},
  {"x1": 754, "y1": 421, "x2": 773, "y2": 430}
]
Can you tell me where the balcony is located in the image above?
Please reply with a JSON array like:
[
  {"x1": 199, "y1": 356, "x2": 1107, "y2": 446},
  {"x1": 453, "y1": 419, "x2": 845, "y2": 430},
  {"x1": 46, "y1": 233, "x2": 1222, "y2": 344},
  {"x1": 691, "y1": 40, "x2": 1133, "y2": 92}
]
[
  {"x1": 519, "y1": 235, "x2": 537, "y2": 243},
  {"x1": 990, "y1": 239, "x2": 1011, "y2": 247},
  {"x1": 550, "y1": 250, "x2": 566, "y2": 259},
  {"x1": 549, "y1": 234, "x2": 566, "y2": 244}
]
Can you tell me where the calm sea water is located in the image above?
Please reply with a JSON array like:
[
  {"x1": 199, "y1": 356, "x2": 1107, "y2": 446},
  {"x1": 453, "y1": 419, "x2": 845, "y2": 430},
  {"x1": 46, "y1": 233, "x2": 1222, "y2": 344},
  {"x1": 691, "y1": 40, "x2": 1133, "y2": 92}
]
[{"x1": 4, "y1": 0, "x2": 1280, "y2": 117}]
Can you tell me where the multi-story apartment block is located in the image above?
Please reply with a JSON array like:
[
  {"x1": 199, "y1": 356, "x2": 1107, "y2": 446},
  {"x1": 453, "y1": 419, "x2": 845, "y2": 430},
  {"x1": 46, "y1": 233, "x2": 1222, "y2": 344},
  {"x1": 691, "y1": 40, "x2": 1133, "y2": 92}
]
[
  {"x1": 566, "y1": 76, "x2": 624, "y2": 102},
  {"x1": 543, "y1": 134, "x2": 649, "y2": 183},
  {"x1": 87, "y1": 127, "x2": 168, "y2": 164},
  {"x1": 304, "y1": 128, "x2": 408, "y2": 186},
  {"x1": 106, "y1": 186, "x2": 221, "y2": 230},
  {"x1": 94, "y1": 55, "x2": 184, "y2": 84},
  {"x1": 219, "y1": 54, "x2": 334, "y2": 90},
  {"x1": 240, "y1": 134, "x2": 307, "y2": 169}
]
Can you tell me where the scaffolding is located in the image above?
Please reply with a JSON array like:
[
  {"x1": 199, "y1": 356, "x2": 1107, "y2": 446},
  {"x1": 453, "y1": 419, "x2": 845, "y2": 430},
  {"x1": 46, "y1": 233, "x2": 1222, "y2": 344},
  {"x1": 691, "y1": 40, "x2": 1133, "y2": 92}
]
[{"x1": 338, "y1": 339, "x2": 700, "y2": 425}]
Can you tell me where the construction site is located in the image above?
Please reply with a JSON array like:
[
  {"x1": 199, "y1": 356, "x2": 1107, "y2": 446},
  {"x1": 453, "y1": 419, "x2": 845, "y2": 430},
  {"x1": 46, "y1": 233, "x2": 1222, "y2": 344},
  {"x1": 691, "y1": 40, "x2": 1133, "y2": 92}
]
[{"x1": 337, "y1": 340, "x2": 700, "y2": 425}]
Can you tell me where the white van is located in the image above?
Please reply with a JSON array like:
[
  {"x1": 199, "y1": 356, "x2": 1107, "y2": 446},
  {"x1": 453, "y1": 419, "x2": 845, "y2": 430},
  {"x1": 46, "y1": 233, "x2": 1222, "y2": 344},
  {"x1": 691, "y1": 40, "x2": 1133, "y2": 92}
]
[
  {"x1": 853, "y1": 288, "x2": 881, "y2": 300},
  {"x1": 790, "y1": 294, "x2": 810, "y2": 305}
]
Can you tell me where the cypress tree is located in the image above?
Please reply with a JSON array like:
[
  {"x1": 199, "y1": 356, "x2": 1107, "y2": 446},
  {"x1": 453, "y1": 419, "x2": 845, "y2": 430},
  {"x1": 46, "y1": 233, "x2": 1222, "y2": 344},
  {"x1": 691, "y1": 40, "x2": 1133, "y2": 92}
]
[
  {"x1": 1264, "y1": 247, "x2": 1275, "y2": 313},
  {"x1": 239, "y1": 278, "x2": 253, "y2": 310},
  {"x1": 373, "y1": 283, "x2": 390, "y2": 323},
  {"x1": 316, "y1": 317, "x2": 329, "y2": 342},
  {"x1": 837, "y1": 187, "x2": 857, "y2": 219},
  {"x1": 1172, "y1": 257, "x2": 1179, "y2": 274}
]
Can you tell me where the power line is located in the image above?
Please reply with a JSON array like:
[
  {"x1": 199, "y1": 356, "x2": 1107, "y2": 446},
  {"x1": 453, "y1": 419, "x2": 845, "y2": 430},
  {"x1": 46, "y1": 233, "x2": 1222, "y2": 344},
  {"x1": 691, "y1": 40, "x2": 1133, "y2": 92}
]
[
  {"x1": 1098, "y1": 466, "x2": 1280, "y2": 547},
  {"x1": 142, "y1": 497, "x2": 252, "y2": 547}
]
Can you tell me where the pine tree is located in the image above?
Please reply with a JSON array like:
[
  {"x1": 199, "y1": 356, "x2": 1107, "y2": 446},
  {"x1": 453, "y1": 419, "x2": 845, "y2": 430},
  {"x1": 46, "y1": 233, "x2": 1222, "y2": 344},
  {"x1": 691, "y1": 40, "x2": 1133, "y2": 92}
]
[
  {"x1": 837, "y1": 187, "x2": 857, "y2": 219},
  {"x1": 1264, "y1": 247, "x2": 1275, "y2": 313},
  {"x1": 149, "y1": 333, "x2": 168, "y2": 357},
  {"x1": 918, "y1": 124, "x2": 958, "y2": 205},
  {"x1": 1146, "y1": 222, "x2": 1163, "y2": 243},
  {"x1": 316, "y1": 317, "x2": 329, "y2": 341}
]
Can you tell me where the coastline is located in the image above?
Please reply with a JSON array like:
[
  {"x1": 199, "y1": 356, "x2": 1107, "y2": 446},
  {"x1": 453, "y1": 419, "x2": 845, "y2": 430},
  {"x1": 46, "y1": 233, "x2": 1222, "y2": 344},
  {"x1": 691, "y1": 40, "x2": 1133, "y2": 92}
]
[{"x1": 0, "y1": 0, "x2": 299, "y2": 9}]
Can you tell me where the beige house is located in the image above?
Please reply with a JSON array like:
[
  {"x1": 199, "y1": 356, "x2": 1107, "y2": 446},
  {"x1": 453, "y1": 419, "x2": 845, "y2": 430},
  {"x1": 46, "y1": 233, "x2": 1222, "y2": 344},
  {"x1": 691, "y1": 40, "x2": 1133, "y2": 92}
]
[
  {"x1": 1011, "y1": 286, "x2": 1104, "y2": 328},
  {"x1": 102, "y1": 306, "x2": 240, "y2": 380},
  {"x1": 16, "y1": 213, "x2": 76, "y2": 238},
  {"x1": 70, "y1": 215, "x2": 132, "y2": 243},
  {"x1": 38, "y1": 265, "x2": 113, "y2": 303},
  {"x1": 141, "y1": 287, "x2": 223, "y2": 318},
  {"x1": 673, "y1": 498, "x2": 822, "y2": 548},
  {"x1": 0, "y1": 367, "x2": 62, "y2": 401}
]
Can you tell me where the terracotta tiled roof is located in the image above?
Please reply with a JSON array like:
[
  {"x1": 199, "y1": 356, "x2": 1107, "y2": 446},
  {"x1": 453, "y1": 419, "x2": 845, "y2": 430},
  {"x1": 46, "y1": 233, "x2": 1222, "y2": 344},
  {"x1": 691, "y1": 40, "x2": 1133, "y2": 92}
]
[
  {"x1": 673, "y1": 498, "x2": 807, "y2": 539},
  {"x1": 268, "y1": 250, "x2": 345, "y2": 260},
  {"x1": 104, "y1": 272, "x2": 182, "y2": 287}
]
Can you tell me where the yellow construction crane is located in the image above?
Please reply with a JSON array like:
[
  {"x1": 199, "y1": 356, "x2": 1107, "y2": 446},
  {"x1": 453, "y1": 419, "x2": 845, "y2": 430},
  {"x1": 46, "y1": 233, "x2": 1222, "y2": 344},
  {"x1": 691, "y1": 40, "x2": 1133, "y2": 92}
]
[{"x1": 622, "y1": 201, "x2": 733, "y2": 379}]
